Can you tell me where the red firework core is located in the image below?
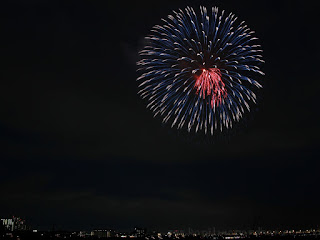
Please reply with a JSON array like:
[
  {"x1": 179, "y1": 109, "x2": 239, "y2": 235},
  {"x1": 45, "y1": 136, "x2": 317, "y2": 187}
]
[{"x1": 194, "y1": 68, "x2": 227, "y2": 107}]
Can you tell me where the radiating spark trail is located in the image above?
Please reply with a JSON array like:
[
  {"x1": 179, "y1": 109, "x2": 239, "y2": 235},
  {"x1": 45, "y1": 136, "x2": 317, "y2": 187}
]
[
  {"x1": 194, "y1": 68, "x2": 227, "y2": 108},
  {"x1": 137, "y1": 6, "x2": 265, "y2": 135}
]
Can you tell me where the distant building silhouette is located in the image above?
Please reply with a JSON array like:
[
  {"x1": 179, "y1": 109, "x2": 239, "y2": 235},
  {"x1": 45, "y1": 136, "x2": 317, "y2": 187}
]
[
  {"x1": 1, "y1": 216, "x2": 28, "y2": 231},
  {"x1": 91, "y1": 229, "x2": 113, "y2": 238},
  {"x1": 133, "y1": 227, "x2": 146, "y2": 238}
]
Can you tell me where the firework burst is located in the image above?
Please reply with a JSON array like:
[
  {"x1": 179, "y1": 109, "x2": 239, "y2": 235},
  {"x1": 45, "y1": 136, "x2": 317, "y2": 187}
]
[{"x1": 137, "y1": 6, "x2": 264, "y2": 135}]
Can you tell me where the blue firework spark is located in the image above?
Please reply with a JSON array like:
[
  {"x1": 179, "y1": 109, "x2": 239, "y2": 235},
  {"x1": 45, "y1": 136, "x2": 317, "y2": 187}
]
[{"x1": 137, "y1": 6, "x2": 264, "y2": 135}]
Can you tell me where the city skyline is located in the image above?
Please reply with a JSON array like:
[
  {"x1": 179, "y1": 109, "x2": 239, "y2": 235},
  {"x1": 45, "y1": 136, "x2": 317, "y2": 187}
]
[{"x1": 2, "y1": 216, "x2": 320, "y2": 234}]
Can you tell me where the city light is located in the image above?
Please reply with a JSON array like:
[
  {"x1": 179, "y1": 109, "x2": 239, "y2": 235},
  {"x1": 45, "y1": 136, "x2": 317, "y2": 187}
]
[{"x1": 1, "y1": 216, "x2": 320, "y2": 240}]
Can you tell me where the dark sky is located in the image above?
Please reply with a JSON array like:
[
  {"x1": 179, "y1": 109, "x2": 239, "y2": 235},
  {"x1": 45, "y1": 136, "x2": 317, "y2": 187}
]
[{"x1": 1, "y1": 0, "x2": 319, "y2": 232}]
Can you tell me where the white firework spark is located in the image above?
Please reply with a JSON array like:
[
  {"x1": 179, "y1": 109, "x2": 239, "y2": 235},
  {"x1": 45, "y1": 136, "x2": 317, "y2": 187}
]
[{"x1": 137, "y1": 6, "x2": 265, "y2": 135}]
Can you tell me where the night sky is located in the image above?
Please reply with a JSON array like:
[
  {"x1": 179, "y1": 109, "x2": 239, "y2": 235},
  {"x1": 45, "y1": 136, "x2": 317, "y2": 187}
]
[{"x1": 1, "y1": 0, "x2": 319, "y2": 232}]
